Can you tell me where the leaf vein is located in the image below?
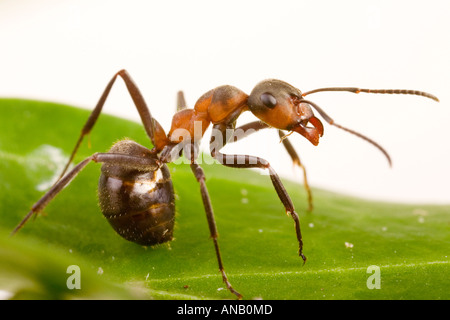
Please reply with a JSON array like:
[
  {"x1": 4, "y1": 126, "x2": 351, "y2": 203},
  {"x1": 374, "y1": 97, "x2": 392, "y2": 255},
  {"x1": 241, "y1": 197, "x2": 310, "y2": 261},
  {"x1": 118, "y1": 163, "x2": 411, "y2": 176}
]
[{"x1": 148, "y1": 260, "x2": 449, "y2": 283}]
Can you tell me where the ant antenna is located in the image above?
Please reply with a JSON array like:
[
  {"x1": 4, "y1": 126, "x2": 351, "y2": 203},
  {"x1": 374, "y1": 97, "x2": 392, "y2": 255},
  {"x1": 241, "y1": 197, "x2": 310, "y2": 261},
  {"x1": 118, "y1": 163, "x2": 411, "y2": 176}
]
[
  {"x1": 302, "y1": 87, "x2": 439, "y2": 102},
  {"x1": 301, "y1": 99, "x2": 392, "y2": 167}
]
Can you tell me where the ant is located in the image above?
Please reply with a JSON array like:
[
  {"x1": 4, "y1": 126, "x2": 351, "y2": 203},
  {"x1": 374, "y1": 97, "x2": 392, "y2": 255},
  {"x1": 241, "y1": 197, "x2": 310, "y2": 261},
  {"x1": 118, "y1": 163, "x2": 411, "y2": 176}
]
[{"x1": 12, "y1": 70, "x2": 438, "y2": 299}]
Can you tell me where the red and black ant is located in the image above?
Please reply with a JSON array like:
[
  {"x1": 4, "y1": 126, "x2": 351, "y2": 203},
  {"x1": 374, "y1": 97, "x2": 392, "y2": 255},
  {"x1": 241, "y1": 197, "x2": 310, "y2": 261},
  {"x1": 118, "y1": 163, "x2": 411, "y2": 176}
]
[{"x1": 12, "y1": 70, "x2": 438, "y2": 299}]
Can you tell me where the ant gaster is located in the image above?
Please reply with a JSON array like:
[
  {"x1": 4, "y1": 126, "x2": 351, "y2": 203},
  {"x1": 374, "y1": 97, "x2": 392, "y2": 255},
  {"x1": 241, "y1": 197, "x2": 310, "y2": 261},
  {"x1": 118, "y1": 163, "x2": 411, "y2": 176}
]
[{"x1": 12, "y1": 70, "x2": 439, "y2": 299}]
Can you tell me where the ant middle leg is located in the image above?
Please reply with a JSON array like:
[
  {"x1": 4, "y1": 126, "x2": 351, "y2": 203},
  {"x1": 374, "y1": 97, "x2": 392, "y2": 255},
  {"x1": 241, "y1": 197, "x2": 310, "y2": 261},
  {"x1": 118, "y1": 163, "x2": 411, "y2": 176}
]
[{"x1": 190, "y1": 158, "x2": 242, "y2": 299}]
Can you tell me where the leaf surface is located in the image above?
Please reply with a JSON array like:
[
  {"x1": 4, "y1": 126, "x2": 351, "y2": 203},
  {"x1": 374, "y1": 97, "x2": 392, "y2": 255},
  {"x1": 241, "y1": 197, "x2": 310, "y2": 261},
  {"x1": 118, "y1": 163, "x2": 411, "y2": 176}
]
[{"x1": 0, "y1": 99, "x2": 448, "y2": 300}]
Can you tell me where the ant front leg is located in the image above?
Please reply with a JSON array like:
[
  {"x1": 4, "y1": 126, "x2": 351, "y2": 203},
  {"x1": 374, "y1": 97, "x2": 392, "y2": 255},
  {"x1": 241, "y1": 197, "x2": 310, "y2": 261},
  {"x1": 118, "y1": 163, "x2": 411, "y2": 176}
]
[
  {"x1": 58, "y1": 69, "x2": 169, "y2": 179},
  {"x1": 228, "y1": 120, "x2": 314, "y2": 212},
  {"x1": 11, "y1": 152, "x2": 160, "y2": 235},
  {"x1": 189, "y1": 152, "x2": 242, "y2": 299},
  {"x1": 210, "y1": 124, "x2": 307, "y2": 263}
]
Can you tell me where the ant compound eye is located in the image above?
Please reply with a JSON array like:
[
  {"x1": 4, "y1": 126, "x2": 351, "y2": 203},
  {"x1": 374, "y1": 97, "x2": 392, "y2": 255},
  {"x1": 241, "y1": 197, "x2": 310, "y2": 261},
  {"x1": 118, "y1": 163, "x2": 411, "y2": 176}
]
[{"x1": 260, "y1": 92, "x2": 277, "y2": 109}]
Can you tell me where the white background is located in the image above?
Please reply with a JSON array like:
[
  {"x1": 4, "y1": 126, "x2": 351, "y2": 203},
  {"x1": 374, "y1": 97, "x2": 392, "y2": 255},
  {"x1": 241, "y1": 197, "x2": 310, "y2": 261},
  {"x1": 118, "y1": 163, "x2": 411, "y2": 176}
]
[{"x1": 0, "y1": 0, "x2": 449, "y2": 204}]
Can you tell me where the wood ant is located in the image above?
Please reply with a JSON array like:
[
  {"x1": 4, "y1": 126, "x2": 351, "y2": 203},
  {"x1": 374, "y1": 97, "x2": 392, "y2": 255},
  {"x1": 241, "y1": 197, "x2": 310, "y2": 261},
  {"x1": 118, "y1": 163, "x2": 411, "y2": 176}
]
[{"x1": 11, "y1": 70, "x2": 438, "y2": 299}]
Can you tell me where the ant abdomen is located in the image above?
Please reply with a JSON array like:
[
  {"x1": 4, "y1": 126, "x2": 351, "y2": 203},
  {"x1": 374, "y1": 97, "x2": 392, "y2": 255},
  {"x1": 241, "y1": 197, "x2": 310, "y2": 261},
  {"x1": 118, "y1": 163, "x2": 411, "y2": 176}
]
[{"x1": 98, "y1": 140, "x2": 175, "y2": 246}]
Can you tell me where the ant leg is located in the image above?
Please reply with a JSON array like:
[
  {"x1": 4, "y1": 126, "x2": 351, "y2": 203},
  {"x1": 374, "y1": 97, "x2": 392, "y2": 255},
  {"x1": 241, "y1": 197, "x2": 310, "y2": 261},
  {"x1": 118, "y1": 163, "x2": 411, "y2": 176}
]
[
  {"x1": 229, "y1": 120, "x2": 269, "y2": 142},
  {"x1": 11, "y1": 152, "x2": 160, "y2": 235},
  {"x1": 228, "y1": 121, "x2": 314, "y2": 211},
  {"x1": 212, "y1": 149, "x2": 306, "y2": 263},
  {"x1": 210, "y1": 125, "x2": 306, "y2": 263},
  {"x1": 58, "y1": 69, "x2": 167, "y2": 180},
  {"x1": 278, "y1": 130, "x2": 313, "y2": 212},
  {"x1": 176, "y1": 91, "x2": 187, "y2": 111},
  {"x1": 190, "y1": 160, "x2": 242, "y2": 299}
]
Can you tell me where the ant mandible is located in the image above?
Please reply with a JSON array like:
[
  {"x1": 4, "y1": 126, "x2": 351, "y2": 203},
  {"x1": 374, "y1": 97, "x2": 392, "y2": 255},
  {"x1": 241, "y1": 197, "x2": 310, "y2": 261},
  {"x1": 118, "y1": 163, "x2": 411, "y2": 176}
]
[{"x1": 12, "y1": 70, "x2": 439, "y2": 299}]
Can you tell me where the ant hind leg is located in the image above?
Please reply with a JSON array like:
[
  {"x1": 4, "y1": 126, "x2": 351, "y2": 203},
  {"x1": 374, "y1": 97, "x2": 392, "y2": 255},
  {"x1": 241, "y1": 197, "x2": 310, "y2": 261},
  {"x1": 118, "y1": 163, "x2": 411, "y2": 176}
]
[
  {"x1": 11, "y1": 152, "x2": 160, "y2": 235},
  {"x1": 58, "y1": 70, "x2": 166, "y2": 180}
]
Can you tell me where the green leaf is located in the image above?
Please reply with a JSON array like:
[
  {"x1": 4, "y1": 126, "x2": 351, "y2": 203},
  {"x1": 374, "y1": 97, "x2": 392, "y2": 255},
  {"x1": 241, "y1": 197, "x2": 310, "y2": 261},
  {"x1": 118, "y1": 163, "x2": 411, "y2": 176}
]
[{"x1": 0, "y1": 99, "x2": 448, "y2": 300}]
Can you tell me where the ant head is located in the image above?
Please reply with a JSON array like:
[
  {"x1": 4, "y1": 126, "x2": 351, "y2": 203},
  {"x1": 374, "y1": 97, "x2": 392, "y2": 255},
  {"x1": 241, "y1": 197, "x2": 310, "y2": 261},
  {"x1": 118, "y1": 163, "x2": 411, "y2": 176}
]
[{"x1": 248, "y1": 79, "x2": 324, "y2": 146}]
